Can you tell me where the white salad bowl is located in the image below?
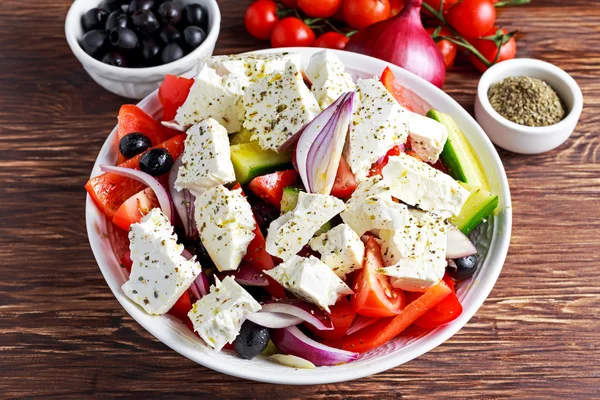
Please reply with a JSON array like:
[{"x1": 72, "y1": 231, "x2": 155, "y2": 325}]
[{"x1": 86, "y1": 47, "x2": 512, "y2": 384}]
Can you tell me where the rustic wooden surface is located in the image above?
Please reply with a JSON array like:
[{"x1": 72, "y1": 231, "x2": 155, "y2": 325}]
[{"x1": 1, "y1": 0, "x2": 599, "y2": 398}]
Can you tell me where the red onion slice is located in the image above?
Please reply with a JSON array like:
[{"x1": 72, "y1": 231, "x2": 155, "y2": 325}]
[
  {"x1": 262, "y1": 300, "x2": 333, "y2": 331},
  {"x1": 271, "y1": 326, "x2": 358, "y2": 366},
  {"x1": 100, "y1": 165, "x2": 173, "y2": 222},
  {"x1": 181, "y1": 249, "x2": 209, "y2": 300},
  {"x1": 446, "y1": 224, "x2": 477, "y2": 259},
  {"x1": 247, "y1": 311, "x2": 303, "y2": 329},
  {"x1": 168, "y1": 158, "x2": 197, "y2": 240},
  {"x1": 216, "y1": 263, "x2": 269, "y2": 287},
  {"x1": 346, "y1": 314, "x2": 379, "y2": 336}
]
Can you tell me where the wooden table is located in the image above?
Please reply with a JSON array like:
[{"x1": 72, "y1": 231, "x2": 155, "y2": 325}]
[{"x1": 1, "y1": 0, "x2": 599, "y2": 398}]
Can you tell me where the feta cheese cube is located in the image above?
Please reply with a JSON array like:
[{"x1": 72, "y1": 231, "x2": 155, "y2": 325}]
[
  {"x1": 340, "y1": 176, "x2": 409, "y2": 236},
  {"x1": 188, "y1": 276, "x2": 261, "y2": 351},
  {"x1": 378, "y1": 211, "x2": 448, "y2": 292},
  {"x1": 175, "y1": 64, "x2": 244, "y2": 133},
  {"x1": 264, "y1": 255, "x2": 353, "y2": 312},
  {"x1": 194, "y1": 185, "x2": 256, "y2": 272},
  {"x1": 309, "y1": 223, "x2": 365, "y2": 278},
  {"x1": 382, "y1": 153, "x2": 470, "y2": 217},
  {"x1": 175, "y1": 119, "x2": 235, "y2": 196},
  {"x1": 207, "y1": 52, "x2": 301, "y2": 87},
  {"x1": 304, "y1": 50, "x2": 356, "y2": 109},
  {"x1": 266, "y1": 192, "x2": 345, "y2": 261},
  {"x1": 243, "y1": 62, "x2": 321, "y2": 151},
  {"x1": 344, "y1": 78, "x2": 409, "y2": 181},
  {"x1": 122, "y1": 208, "x2": 202, "y2": 315},
  {"x1": 406, "y1": 112, "x2": 448, "y2": 163}
]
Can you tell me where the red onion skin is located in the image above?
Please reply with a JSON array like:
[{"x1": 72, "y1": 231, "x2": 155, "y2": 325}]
[{"x1": 345, "y1": 0, "x2": 446, "y2": 88}]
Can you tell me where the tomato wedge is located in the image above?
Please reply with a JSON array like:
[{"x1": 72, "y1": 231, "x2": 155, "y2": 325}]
[
  {"x1": 306, "y1": 297, "x2": 356, "y2": 341},
  {"x1": 380, "y1": 67, "x2": 414, "y2": 111},
  {"x1": 248, "y1": 170, "x2": 298, "y2": 208},
  {"x1": 330, "y1": 157, "x2": 357, "y2": 199},
  {"x1": 368, "y1": 145, "x2": 404, "y2": 177},
  {"x1": 351, "y1": 237, "x2": 405, "y2": 317},
  {"x1": 158, "y1": 75, "x2": 194, "y2": 121},
  {"x1": 167, "y1": 291, "x2": 193, "y2": 321},
  {"x1": 112, "y1": 187, "x2": 159, "y2": 231},
  {"x1": 409, "y1": 275, "x2": 463, "y2": 329}
]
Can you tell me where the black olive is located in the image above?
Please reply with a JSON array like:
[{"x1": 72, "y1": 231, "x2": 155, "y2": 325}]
[
  {"x1": 131, "y1": 9, "x2": 160, "y2": 36},
  {"x1": 140, "y1": 148, "x2": 174, "y2": 176},
  {"x1": 105, "y1": 11, "x2": 128, "y2": 31},
  {"x1": 157, "y1": 1, "x2": 182, "y2": 25},
  {"x1": 247, "y1": 195, "x2": 278, "y2": 236},
  {"x1": 233, "y1": 321, "x2": 269, "y2": 360},
  {"x1": 119, "y1": 132, "x2": 152, "y2": 158},
  {"x1": 81, "y1": 8, "x2": 109, "y2": 32},
  {"x1": 129, "y1": 0, "x2": 154, "y2": 13},
  {"x1": 139, "y1": 38, "x2": 162, "y2": 64},
  {"x1": 99, "y1": 0, "x2": 123, "y2": 12},
  {"x1": 109, "y1": 27, "x2": 139, "y2": 50},
  {"x1": 183, "y1": 26, "x2": 206, "y2": 51},
  {"x1": 447, "y1": 255, "x2": 478, "y2": 281},
  {"x1": 160, "y1": 42, "x2": 184, "y2": 64},
  {"x1": 80, "y1": 29, "x2": 108, "y2": 58},
  {"x1": 195, "y1": 241, "x2": 216, "y2": 270},
  {"x1": 159, "y1": 25, "x2": 181, "y2": 43},
  {"x1": 102, "y1": 52, "x2": 127, "y2": 67},
  {"x1": 181, "y1": 4, "x2": 207, "y2": 30}
]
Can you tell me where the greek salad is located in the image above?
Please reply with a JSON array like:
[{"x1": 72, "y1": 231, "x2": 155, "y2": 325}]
[{"x1": 86, "y1": 50, "x2": 498, "y2": 368}]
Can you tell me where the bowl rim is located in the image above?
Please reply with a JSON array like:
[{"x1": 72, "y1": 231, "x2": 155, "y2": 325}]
[
  {"x1": 477, "y1": 58, "x2": 583, "y2": 135},
  {"x1": 85, "y1": 47, "x2": 512, "y2": 384},
  {"x1": 65, "y1": 0, "x2": 221, "y2": 78}
]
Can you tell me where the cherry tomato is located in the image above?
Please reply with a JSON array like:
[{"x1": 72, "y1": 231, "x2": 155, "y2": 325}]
[
  {"x1": 422, "y1": 0, "x2": 459, "y2": 15},
  {"x1": 298, "y1": 0, "x2": 342, "y2": 18},
  {"x1": 314, "y1": 31, "x2": 349, "y2": 50},
  {"x1": 244, "y1": 0, "x2": 279, "y2": 40},
  {"x1": 343, "y1": 0, "x2": 391, "y2": 30},
  {"x1": 389, "y1": 0, "x2": 404, "y2": 16},
  {"x1": 271, "y1": 17, "x2": 316, "y2": 47},
  {"x1": 446, "y1": 0, "x2": 496, "y2": 39},
  {"x1": 426, "y1": 27, "x2": 457, "y2": 69},
  {"x1": 280, "y1": 0, "x2": 298, "y2": 7},
  {"x1": 470, "y1": 27, "x2": 516, "y2": 72},
  {"x1": 305, "y1": 297, "x2": 356, "y2": 341}
]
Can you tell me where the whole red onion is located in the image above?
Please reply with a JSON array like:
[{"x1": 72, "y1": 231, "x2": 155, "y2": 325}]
[{"x1": 346, "y1": 0, "x2": 446, "y2": 88}]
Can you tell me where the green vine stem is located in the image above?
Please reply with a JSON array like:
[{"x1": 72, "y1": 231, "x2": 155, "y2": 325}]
[{"x1": 495, "y1": 0, "x2": 531, "y2": 7}]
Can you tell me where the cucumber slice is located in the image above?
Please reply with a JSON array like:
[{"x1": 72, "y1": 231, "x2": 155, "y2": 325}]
[
  {"x1": 427, "y1": 110, "x2": 489, "y2": 191},
  {"x1": 229, "y1": 127, "x2": 254, "y2": 145},
  {"x1": 279, "y1": 187, "x2": 332, "y2": 235},
  {"x1": 230, "y1": 141, "x2": 292, "y2": 185},
  {"x1": 450, "y1": 183, "x2": 499, "y2": 235}
]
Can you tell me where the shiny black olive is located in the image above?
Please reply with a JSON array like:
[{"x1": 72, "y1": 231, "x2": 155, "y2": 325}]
[
  {"x1": 139, "y1": 38, "x2": 162, "y2": 63},
  {"x1": 131, "y1": 9, "x2": 160, "y2": 36},
  {"x1": 128, "y1": 0, "x2": 154, "y2": 13},
  {"x1": 80, "y1": 29, "x2": 108, "y2": 57},
  {"x1": 159, "y1": 25, "x2": 181, "y2": 43},
  {"x1": 81, "y1": 8, "x2": 109, "y2": 32},
  {"x1": 160, "y1": 42, "x2": 184, "y2": 64},
  {"x1": 183, "y1": 26, "x2": 206, "y2": 51},
  {"x1": 109, "y1": 27, "x2": 139, "y2": 50},
  {"x1": 181, "y1": 4, "x2": 207, "y2": 30},
  {"x1": 447, "y1": 255, "x2": 478, "y2": 281},
  {"x1": 102, "y1": 52, "x2": 127, "y2": 67},
  {"x1": 99, "y1": 0, "x2": 123, "y2": 12},
  {"x1": 119, "y1": 132, "x2": 152, "y2": 158},
  {"x1": 157, "y1": 1, "x2": 182, "y2": 25},
  {"x1": 233, "y1": 321, "x2": 270, "y2": 360},
  {"x1": 105, "y1": 11, "x2": 128, "y2": 31},
  {"x1": 139, "y1": 148, "x2": 174, "y2": 176}
]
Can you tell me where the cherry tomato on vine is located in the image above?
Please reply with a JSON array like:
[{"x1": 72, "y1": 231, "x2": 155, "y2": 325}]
[
  {"x1": 244, "y1": 0, "x2": 279, "y2": 40},
  {"x1": 280, "y1": 0, "x2": 298, "y2": 7},
  {"x1": 343, "y1": 0, "x2": 391, "y2": 30},
  {"x1": 426, "y1": 27, "x2": 457, "y2": 69},
  {"x1": 389, "y1": 0, "x2": 404, "y2": 16},
  {"x1": 314, "y1": 31, "x2": 349, "y2": 50},
  {"x1": 422, "y1": 0, "x2": 459, "y2": 15},
  {"x1": 270, "y1": 17, "x2": 316, "y2": 47},
  {"x1": 298, "y1": 0, "x2": 342, "y2": 18},
  {"x1": 470, "y1": 27, "x2": 516, "y2": 72},
  {"x1": 445, "y1": 0, "x2": 496, "y2": 39}
]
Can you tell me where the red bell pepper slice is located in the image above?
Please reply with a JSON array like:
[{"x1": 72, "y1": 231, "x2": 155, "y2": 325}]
[
  {"x1": 409, "y1": 275, "x2": 463, "y2": 329},
  {"x1": 158, "y1": 75, "x2": 194, "y2": 121},
  {"x1": 248, "y1": 170, "x2": 298, "y2": 209},
  {"x1": 380, "y1": 67, "x2": 414, "y2": 112}
]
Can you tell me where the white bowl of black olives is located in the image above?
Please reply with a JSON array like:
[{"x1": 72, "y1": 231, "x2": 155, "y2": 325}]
[{"x1": 65, "y1": 0, "x2": 220, "y2": 99}]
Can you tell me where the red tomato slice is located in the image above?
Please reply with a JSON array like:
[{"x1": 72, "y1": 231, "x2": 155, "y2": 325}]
[
  {"x1": 368, "y1": 145, "x2": 404, "y2": 177},
  {"x1": 158, "y1": 75, "x2": 194, "y2": 121},
  {"x1": 112, "y1": 187, "x2": 159, "y2": 231},
  {"x1": 351, "y1": 237, "x2": 406, "y2": 317},
  {"x1": 305, "y1": 297, "x2": 356, "y2": 341},
  {"x1": 248, "y1": 170, "x2": 298, "y2": 208},
  {"x1": 167, "y1": 291, "x2": 193, "y2": 321},
  {"x1": 380, "y1": 67, "x2": 414, "y2": 111},
  {"x1": 330, "y1": 157, "x2": 357, "y2": 199},
  {"x1": 409, "y1": 275, "x2": 463, "y2": 329},
  {"x1": 85, "y1": 134, "x2": 186, "y2": 218}
]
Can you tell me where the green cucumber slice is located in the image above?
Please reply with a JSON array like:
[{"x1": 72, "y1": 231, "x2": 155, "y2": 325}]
[
  {"x1": 450, "y1": 183, "x2": 499, "y2": 235},
  {"x1": 229, "y1": 127, "x2": 254, "y2": 145},
  {"x1": 230, "y1": 141, "x2": 292, "y2": 185},
  {"x1": 279, "y1": 187, "x2": 332, "y2": 235}
]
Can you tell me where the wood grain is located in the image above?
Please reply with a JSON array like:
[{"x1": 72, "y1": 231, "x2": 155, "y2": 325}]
[{"x1": 1, "y1": 0, "x2": 599, "y2": 398}]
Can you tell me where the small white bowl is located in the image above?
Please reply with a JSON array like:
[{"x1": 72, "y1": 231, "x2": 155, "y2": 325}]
[
  {"x1": 65, "y1": 0, "x2": 220, "y2": 99},
  {"x1": 475, "y1": 58, "x2": 583, "y2": 154}
]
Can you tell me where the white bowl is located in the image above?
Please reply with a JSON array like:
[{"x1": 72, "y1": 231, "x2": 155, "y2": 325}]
[
  {"x1": 65, "y1": 0, "x2": 220, "y2": 99},
  {"x1": 86, "y1": 48, "x2": 512, "y2": 384},
  {"x1": 475, "y1": 58, "x2": 583, "y2": 154}
]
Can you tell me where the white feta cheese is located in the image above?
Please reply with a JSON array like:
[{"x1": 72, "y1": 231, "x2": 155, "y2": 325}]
[
  {"x1": 344, "y1": 77, "x2": 409, "y2": 181},
  {"x1": 264, "y1": 255, "x2": 353, "y2": 312},
  {"x1": 309, "y1": 223, "x2": 364, "y2": 278},
  {"x1": 175, "y1": 64, "x2": 244, "y2": 133},
  {"x1": 122, "y1": 208, "x2": 202, "y2": 315},
  {"x1": 194, "y1": 185, "x2": 256, "y2": 272},
  {"x1": 382, "y1": 153, "x2": 470, "y2": 217},
  {"x1": 304, "y1": 50, "x2": 356, "y2": 109},
  {"x1": 378, "y1": 211, "x2": 448, "y2": 292},
  {"x1": 340, "y1": 176, "x2": 409, "y2": 236},
  {"x1": 406, "y1": 112, "x2": 448, "y2": 163},
  {"x1": 266, "y1": 192, "x2": 345, "y2": 261},
  {"x1": 188, "y1": 276, "x2": 261, "y2": 351},
  {"x1": 243, "y1": 62, "x2": 321, "y2": 151},
  {"x1": 174, "y1": 119, "x2": 235, "y2": 196}
]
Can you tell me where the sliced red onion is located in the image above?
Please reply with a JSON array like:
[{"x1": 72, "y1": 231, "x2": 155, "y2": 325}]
[
  {"x1": 101, "y1": 165, "x2": 173, "y2": 222},
  {"x1": 446, "y1": 224, "x2": 477, "y2": 259},
  {"x1": 181, "y1": 248, "x2": 210, "y2": 299},
  {"x1": 278, "y1": 125, "x2": 305, "y2": 153},
  {"x1": 216, "y1": 263, "x2": 269, "y2": 287},
  {"x1": 346, "y1": 314, "x2": 379, "y2": 336},
  {"x1": 262, "y1": 300, "x2": 333, "y2": 331},
  {"x1": 271, "y1": 326, "x2": 358, "y2": 366},
  {"x1": 161, "y1": 120, "x2": 186, "y2": 132},
  {"x1": 247, "y1": 311, "x2": 302, "y2": 329},
  {"x1": 168, "y1": 158, "x2": 197, "y2": 239}
]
